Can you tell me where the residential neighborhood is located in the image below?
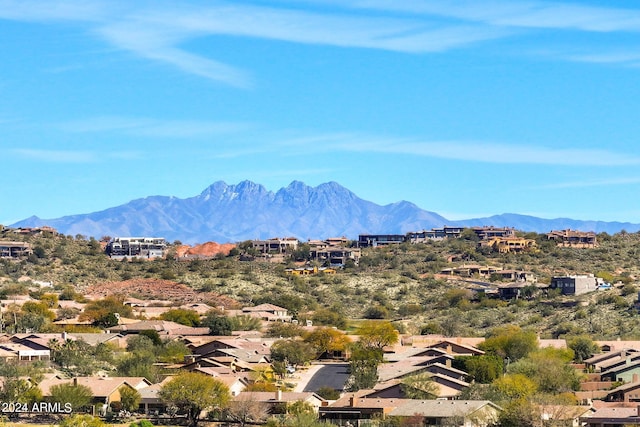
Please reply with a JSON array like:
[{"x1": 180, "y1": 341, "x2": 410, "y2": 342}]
[{"x1": 0, "y1": 224, "x2": 640, "y2": 427}]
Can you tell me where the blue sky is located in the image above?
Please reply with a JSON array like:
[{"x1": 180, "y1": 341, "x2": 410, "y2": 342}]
[{"x1": 3, "y1": 0, "x2": 640, "y2": 226}]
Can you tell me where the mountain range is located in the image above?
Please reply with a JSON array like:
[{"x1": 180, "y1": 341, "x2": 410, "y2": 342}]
[{"x1": 11, "y1": 180, "x2": 640, "y2": 244}]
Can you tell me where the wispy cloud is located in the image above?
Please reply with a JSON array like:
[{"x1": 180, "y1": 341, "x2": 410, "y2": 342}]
[
  {"x1": 325, "y1": 0, "x2": 640, "y2": 33},
  {"x1": 59, "y1": 116, "x2": 250, "y2": 138},
  {"x1": 11, "y1": 148, "x2": 140, "y2": 163},
  {"x1": 12, "y1": 149, "x2": 98, "y2": 163},
  {"x1": 535, "y1": 176, "x2": 640, "y2": 189},
  {"x1": 3, "y1": 0, "x2": 640, "y2": 84},
  {"x1": 281, "y1": 133, "x2": 640, "y2": 166},
  {"x1": 565, "y1": 50, "x2": 640, "y2": 66}
]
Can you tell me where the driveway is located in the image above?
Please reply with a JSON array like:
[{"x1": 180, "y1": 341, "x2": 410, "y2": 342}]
[{"x1": 293, "y1": 362, "x2": 351, "y2": 392}]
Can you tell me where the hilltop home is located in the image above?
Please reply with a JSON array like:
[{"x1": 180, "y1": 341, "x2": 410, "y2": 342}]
[
  {"x1": 0, "y1": 241, "x2": 32, "y2": 258},
  {"x1": 106, "y1": 237, "x2": 167, "y2": 259},
  {"x1": 547, "y1": 229, "x2": 598, "y2": 248},
  {"x1": 550, "y1": 275, "x2": 603, "y2": 296},
  {"x1": 479, "y1": 236, "x2": 537, "y2": 253},
  {"x1": 472, "y1": 226, "x2": 515, "y2": 240},
  {"x1": 358, "y1": 234, "x2": 406, "y2": 248},
  {"x1": 252, "y1": 237, "x2": 299, "y2": 254},
  {"x1": 308, "y1": 245, "x2": 361, "y2": 266},
  {"x1": 406, "y1": 227, "x2": 464, "y2": 242}
]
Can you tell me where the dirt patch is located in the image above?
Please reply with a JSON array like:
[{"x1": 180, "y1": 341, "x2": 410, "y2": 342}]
[{"x1": 85, "y1": 278, "x2": 241, "y2": 308}]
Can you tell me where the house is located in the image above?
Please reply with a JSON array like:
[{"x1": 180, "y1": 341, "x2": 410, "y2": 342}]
[
  {"x1": 600, "y1": 359, "x2": 640, "y2": 383},
  {"x1": 284, "y1": 266, "x2": 337, "y2": 276},
  {"x1": 358, "y1": 234, "x2": 406, "y2": 248},
  {"x1": 550, "y1": 275, "x2": 603, "y2": 296},
  {"x1": 319, "y1": 397, "x2": 501, "y2": 426},
  {"x1": 233, "y1": 390, "x2": 326, "y2": 414},
  {"x1": 192, "y1": 367, "x2": 249, "y2": 396},
  {"x1": 439, "y1": 264, "x2": 503, "y2": 278},
  {"x1": 425, "y1": 340, "x2": 485, "y2": 357},
  {"x1": 38, "y1": 376, "x2": 147, "y2": 406},
  {"x1": 494, "y1": 269, "x2": 537, "y2": 283},
  {"x1": 241, "y1": 304, "x2": 292, "y2": 322},
  {"x1": 251, "y1": 238, "x2": 299, "y2": 254},
  {"x1": 406, "y1": 227, "x2": 464, "y2": 242},
  {"x1": 479, "y1": 236, "x2": 536, "y2": 253},
  {"x1": 605, "y1": 381, "x2": 640, "y2": 402},
  {"x1": 536, "y1": 404, "x2": 592, "y2": 427},
  {"x1": 319, "y1": 396, "x2": 401, "y2": 423},
  {"x1": 105, "y1": 237, "x2": 167, "y2": 259},
  {"x1": 472, "y1": 226, "x2": 515, "y2": 240},
  {"x1": 308, "y1": 247, "x2": 361, "y2": 267},
  {"x1": 0, "y1": 341, "x2": 50, "y2": 362},
  {"x1": 585, "y1": 349, "x2": 640, "y2": 372},
  {"x1": 547, "y1": 229, "x2": 597, "y2": 248},
  {"x1": 581, "y1": 406, "x2": 640, "y2": 426},
  {"x1": 108, "y1": 320, "x2": 210, "y2": 336},
  {"x1": 189, "y1": 337, "x2": 274, "y2": 358},
  {"x1": 0, "y1": 241, "x2": 32, "y2": 258},
  {"x1": 389, "y1": 400, "x2": 502, "y2": 427},
  {"x1": 498, "y1": 282, "x2": 547, "y2": 300}
]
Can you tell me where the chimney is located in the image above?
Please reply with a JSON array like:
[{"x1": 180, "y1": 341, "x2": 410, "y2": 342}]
[
  {"x1": 349, "y1": 396, "x2": 355, "y2": 407},
  {"x1": 276, "y1": 389, "x2": 282, "y2": 401},
  {"x1": 62, "y1": 331, "x2": 68, "y2": 341},
  {"x1": 73, "y1": 378, "x2": 77, "y2": 386}
]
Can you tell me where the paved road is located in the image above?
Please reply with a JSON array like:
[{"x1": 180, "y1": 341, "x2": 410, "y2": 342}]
[{"x1": 296, "y1": 363, "x2": 350, "y2": 392}]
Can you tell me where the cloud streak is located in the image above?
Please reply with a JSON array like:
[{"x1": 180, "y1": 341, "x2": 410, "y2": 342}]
[
  {"x1": 536, "y1": 176, "x2": 640, "y2": 189},
  {"x1": 2, "y1": 0, "x2": 640, "y2": 84},
  {"x1": 11, "y1": 148, "x2": 140, "y2": 163},
  {"x1": 59, "y1": 116, "x2": 250, "y2": 138},
  {"x1": 12, "y1": 149, "x2": 98, "y2": 163},
  {"x1": 283, "y1": 133, "x2": 640, "y2": 166}
]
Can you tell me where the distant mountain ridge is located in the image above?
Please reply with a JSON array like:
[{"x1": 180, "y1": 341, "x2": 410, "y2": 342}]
[{"x1": 10, "y1": 180, "x2": 640, "y2": 244}]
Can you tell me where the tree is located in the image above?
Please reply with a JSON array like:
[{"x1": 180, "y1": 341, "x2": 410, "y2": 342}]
[
  {"x1": 117, "y1": 352, "x2": 161, "y2": 383},
  {"x1": 303, "y1": 327, "x2": 351, "y2": 358},
  {"x1": 160, "y1": 309, "x2": 201, "y2": 327},
  {"x1": 456, "y1": 355, "x2": 504, "y2": 383},
  {"x1": 270, "y1": 339, "x2": 316, "y2": 368},
  {"x1": 126, "y1": 335, "x2": 156, "y2": 353},
  {"x1": 479, "y1": 325, "x2": 538, "y2": 362},
  {"x1": 228, "y1": 315, "x2": 263, "y2": 331},
  {"x1": 567, "y1": 335, "x2": 599, "y2": 362},
  {"x1": 49, "y1": 339, "x2": 100, "y2": 376},
  {"x1": 159, "y1": 372, "x2": 230, "y2": 427},
  {"x1": 363, "y1": 305, "x2": 389, "y2": 319},
  {"x1": 157, "y1": 339, "x2": 190, "y2": 363},
  {"x1": 346, "y1": 342, "x2": 383, "y2": 391},
  {"x1": 357, "y1": 321, "x2": 399, "y2": 350},
  {"x1": 508, "y1": 347, "x2": 583, "y2": 394},
  {"x1": 79, "y1": 296, "x2": 133, "y2": 327},
  {"x1": 201, "y1": 312, "x2": 233, "y2": 335},
  {"x1": 265, "y1": 322, "x2": 304, "y2": 338},
  {"x1": 497, "y1": 398, "x2": 539, "y2": 427},
  {"x1": 311, "y1": 308, "x2": 347, "y2": 329},
  {"x1": 119, "y1": 386, "x2": 142, "y2": 412},
  {"x1": 492, "y1": 374, "x2": 537, "y2": 400},
  {"x1": 49, "y1": 382, "x2": 93, "y2": 412},
  {"x1": 225, "y1": 394, "x2": 270, "y2": 427}
]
